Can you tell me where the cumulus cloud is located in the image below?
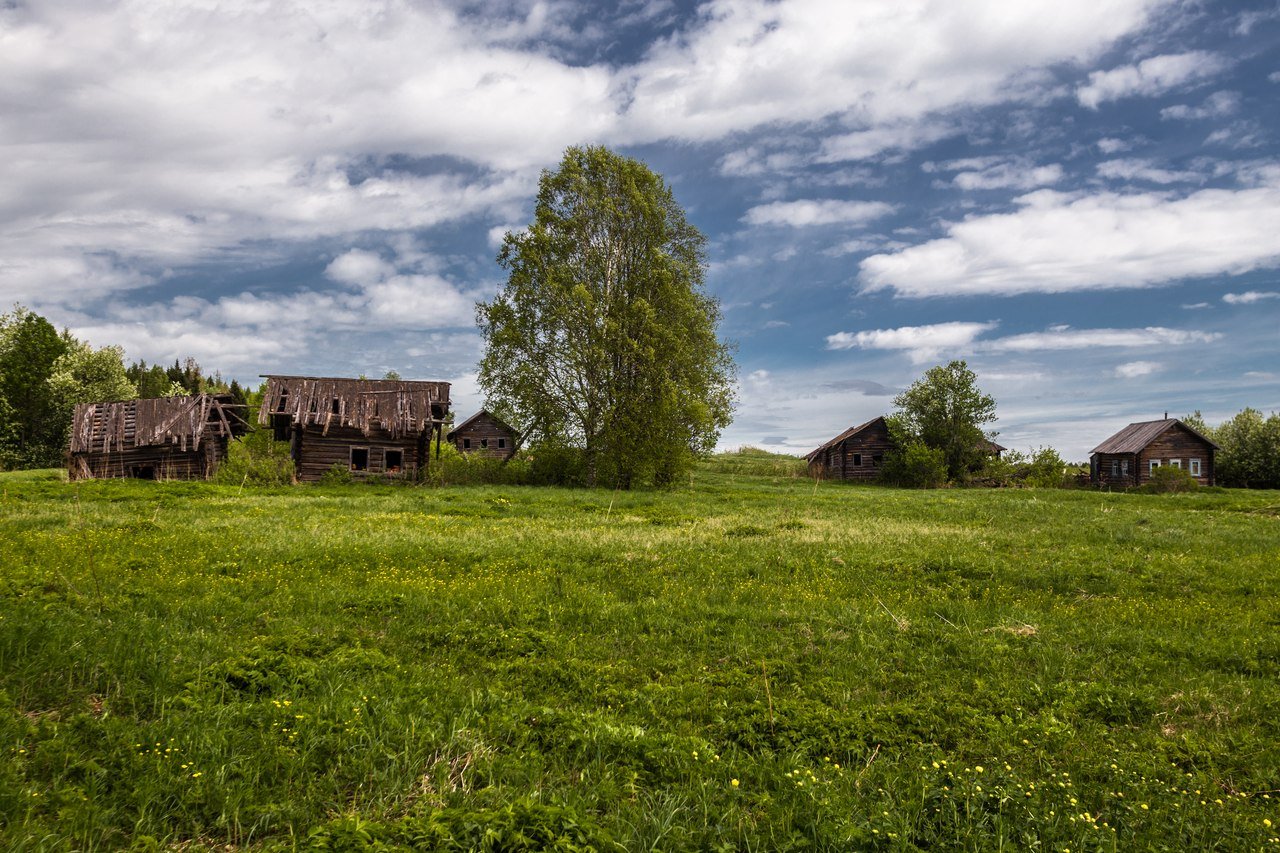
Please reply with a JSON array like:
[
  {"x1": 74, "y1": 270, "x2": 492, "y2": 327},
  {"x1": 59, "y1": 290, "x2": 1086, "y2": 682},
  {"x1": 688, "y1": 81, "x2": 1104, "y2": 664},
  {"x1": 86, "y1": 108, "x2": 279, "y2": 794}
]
[
  {"x1": 1160, "y1": 90, "x2": 1241, "y2": 120},
  {"x1": 1077, "y1": 51, "x2": 1229, "y2": 108},
  {"x1": 1115, "y1": 360, "x2": 1161, "y2": 378},
  {"x1": 860, "y1": 178, "x2": 1280, "y2": 297},
  {"x1": 743, "y1": 199, "x2": 896, "y2": 227},
  {"x1": 1222, "y1": 290, "x2": 1280, "y2": 304},
  {"x1": 825, "y1": 321, "x2": 997, "y2": 363}
]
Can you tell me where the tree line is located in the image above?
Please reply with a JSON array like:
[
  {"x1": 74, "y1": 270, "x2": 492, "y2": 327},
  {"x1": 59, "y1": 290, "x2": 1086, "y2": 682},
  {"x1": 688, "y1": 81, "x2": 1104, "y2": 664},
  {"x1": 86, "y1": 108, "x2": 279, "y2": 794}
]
[{"x1": 0, "y1": 306, "x2": 248, "y2": 470}]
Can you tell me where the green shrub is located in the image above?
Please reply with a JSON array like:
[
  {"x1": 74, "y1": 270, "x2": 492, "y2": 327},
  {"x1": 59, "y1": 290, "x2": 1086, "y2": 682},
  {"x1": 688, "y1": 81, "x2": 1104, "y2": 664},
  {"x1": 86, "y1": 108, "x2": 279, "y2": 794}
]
[
  {"x1": 425, "y1": 441, "x2": 528, "y2": 486},
  {"x1": 1142, "y1": 465, "x2": 1199, "y2": 493},
  {"x1": 213, "y1": 429, "x2": 294, "y2": 486},
  {"x1": 881, "y1": 442, "x2": 948, "y2": 488},
  {"x1": 318, "y1": 462, "x2": 354, "y2": 486},
  {"x1": 524, "y1": 443, "x2": 588, "y2": 487}
]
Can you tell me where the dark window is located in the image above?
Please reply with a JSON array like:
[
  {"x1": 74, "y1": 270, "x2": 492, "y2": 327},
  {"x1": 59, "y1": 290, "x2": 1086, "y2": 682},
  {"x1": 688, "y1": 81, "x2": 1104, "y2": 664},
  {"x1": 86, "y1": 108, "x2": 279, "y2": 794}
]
[
  {"x1": 350, "y1": 447, "x2": 368, "y2": 471},
  {"x1": 331, "y1": 398, "x2": 340, "y2": 414},
  {"x1": 131, "y1": 465, "x2": 155, "y2": 480},
  {"x1": 872, "y1": 454, "x2": 884, "y2": 466},
  {"x1": 463, "y1": 438, "x2": 471, "y2": 449},
  {"x1": 852, "y1": 453, "x2": 862, "y2": 466},
  {"x1": 498, "y1": 438, "x2": 506, "y2": 449},
  {"x1": 385, "y1": 449, "x2": 403, "y2": 473},
  {"x1": 480, "y1": 438, "x2": 488, "y2": 449}
]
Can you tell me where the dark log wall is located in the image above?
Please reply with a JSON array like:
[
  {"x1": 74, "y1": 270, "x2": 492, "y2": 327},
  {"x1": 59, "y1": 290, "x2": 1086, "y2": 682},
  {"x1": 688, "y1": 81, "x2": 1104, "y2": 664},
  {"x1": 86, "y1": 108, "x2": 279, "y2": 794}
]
[
  {"x1": 812, "y1": 421, "x2": 894, "y2": 480},
  {"x1": 1092, "y1": 453, "x2": 1139, "y2": 488},
  {"x1": 1136, "y1": 425, "x2": 1215, "y2": 485},
  {"x1": 294, "y1": 424, "x2": 428, "y2": 483},
  {"x1": 452, "y1": 413, "x2": 516, "y2": 460},
  {"x1": 69, "y1": 438, "x2": 228, "y2": 481}
]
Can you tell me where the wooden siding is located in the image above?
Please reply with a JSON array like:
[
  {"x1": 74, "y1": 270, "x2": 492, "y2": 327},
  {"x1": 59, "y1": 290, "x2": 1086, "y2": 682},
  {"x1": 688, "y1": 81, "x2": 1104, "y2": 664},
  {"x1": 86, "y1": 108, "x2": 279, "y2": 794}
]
[
  {"x1": 69, "y1": 438, "x2": 228, "y2": 481},
  {"x1": 292, "y1": 424, "x2": 432, "y2": 483},
  {"x1": 1091, "y1": 452, "x2": 1139, "y2": 488},
  {"x1": 809, "y1": 419, "x2": 893, "y2": 481},
  {"x1": 451, "y1": 412, "x2": 516, "y2": 460},
  {"x1": 1135, "y1": 424, "x2": 1215, "y2": 486}
]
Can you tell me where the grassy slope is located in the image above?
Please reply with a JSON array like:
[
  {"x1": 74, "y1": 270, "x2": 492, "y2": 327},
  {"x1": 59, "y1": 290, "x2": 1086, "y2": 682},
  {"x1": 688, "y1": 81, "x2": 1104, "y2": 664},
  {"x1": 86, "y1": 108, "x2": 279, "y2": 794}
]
[{"x1": 0, "y1": 462, "x2": 1278, "y2": 850}]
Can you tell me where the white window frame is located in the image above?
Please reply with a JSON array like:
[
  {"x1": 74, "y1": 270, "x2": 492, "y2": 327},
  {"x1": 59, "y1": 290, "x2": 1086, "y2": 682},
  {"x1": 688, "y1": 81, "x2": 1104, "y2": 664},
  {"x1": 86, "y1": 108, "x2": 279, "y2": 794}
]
[
  {"x1": 1189, "y1": 458, "x2": 1201, "y2": 477},
  {"x1": 1168, "y1": 458, "x2": 1181, "y2": 470},
  {"x1": 1149, "y1": 459, "x2": 1161, "y2": 473}
]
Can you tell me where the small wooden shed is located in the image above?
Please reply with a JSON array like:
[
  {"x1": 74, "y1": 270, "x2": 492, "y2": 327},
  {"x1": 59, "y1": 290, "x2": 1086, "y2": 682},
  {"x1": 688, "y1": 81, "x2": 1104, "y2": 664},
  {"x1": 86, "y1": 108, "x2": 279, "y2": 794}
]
[
  {"x1": 1090, "y1": 418, "x2": 1217, "y2": 487},
  {"x1": 258, "y1": 375, "x2": 450, "y2": 482},
  {"x1": 448, "y1": 410, "x2": 518, "y2": 460},
  {"x1": 805, "y1": 416, "x2": 893, "y2": 480},
  {"x1": 68, "y1": 394, "x2": 247, "y2": 481}
]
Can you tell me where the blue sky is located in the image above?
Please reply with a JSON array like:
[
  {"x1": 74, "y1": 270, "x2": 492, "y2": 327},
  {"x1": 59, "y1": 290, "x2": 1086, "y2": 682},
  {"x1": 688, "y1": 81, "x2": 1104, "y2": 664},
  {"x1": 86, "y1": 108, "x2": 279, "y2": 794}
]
[{"x1": 2, "y1": 0, "x2": 1278, "y2": 459}]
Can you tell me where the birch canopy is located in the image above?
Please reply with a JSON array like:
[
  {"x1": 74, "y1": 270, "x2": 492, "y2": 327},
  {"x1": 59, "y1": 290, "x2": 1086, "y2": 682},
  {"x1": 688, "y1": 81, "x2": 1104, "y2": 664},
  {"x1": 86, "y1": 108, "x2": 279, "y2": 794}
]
[{"x1": 478, "y1": 145, "x2": 735, "y2": 488}]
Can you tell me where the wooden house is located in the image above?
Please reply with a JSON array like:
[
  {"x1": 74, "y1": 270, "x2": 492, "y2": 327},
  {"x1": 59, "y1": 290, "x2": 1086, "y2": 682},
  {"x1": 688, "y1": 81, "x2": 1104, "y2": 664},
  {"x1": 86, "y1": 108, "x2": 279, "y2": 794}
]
[
  {"x1": 258, "y1": 375, "x2": 450, "y2": 482},
  {"x1": 448, "y1": 410, "x2": 518, "y2": 460},
  {"x1": 805, "y1": 416, "x2": 894, "y2": 480},
  {"x1": 1090, "y1": 418, "x2": 1217, "y2": 487},
  {"x1": 68, "y1": 394, "x2": 247, "y2": 481},
  {"x1": 806, "y1": 416, "x2": 1007, "y2": 480}
]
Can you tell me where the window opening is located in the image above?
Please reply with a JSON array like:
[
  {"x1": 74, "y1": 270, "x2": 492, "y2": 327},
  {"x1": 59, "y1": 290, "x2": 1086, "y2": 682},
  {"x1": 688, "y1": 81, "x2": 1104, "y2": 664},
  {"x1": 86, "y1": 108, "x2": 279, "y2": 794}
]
[
  {"x1": 852, "y1": 453, "x2": 862, "y2": 466},
  {"x1": 463, "y1": 438, "x2": 471, "y2": 449},
  {"x1": 498, "y1": 438, "x2": 506, "y2": 449},
  {"x1": 1149, "y1": 459, "x2": 1161, "y2": 473},
  {"x1": 331, "y1": 398, "x2": 341, "y2": 414},
  {"x1": 1169, "y1": 459, "x2": 1181, "y2": 469},
  {"x1": 385, "y1": 449, "x2": 403, "y2": 473},
  {"x1": 350, "y1": 447, "x2": 369, "y2": 471},
  {"x1": 871, "y1": 454, "x2": 884, "y2": 466},
  {"x1": 480, "y1": 438, "x2": 488, "y2": 449},
  {"x1": 1189, "y1": 458, "x2": 1201, "y2": 476}
]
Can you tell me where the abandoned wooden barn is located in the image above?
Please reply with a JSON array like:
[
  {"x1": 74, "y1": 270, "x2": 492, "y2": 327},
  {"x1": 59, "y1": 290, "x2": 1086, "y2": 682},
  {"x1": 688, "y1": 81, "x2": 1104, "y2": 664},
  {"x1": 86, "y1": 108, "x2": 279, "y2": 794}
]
[
  {"x1": 67, "y1": 394, "x2": 247, "y2": 481},
  {"x1": 1090, "y1": 417, "x2": 1218, "y2": 487},
  {"x1": 259, "y1": 375, "x2": 450, "y2": 482},
  {"x1": 805, "y1": 416, "x2": 894, "y2": 480},
  {"x1": 807, "y1": 416, "x2": 1007, "y2": 480},
  {"x1": 448, "y1": 410, "x2": 518, "y2": 460}
]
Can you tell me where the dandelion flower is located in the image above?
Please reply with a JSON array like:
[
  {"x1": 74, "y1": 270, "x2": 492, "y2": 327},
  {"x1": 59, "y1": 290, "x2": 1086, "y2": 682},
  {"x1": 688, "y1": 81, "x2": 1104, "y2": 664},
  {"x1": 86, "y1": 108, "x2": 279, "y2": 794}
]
[{"x1": 731, "y1": 779, "x2": 739, "y2": 788}]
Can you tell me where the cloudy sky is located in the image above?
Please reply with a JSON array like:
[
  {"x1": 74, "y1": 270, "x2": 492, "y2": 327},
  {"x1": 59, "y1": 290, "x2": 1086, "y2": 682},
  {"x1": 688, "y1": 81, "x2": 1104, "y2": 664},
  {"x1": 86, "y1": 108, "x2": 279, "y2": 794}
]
[{"x1": 3, "y1": 0, "x2": 1279, "y2": 459}]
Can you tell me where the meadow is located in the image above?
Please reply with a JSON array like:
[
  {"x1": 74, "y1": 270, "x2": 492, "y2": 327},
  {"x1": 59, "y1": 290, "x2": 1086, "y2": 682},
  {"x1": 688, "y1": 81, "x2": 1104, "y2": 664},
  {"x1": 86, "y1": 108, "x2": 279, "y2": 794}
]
[{"x1": 1, "y1": 457, "x2": 1278, "y2": 850}]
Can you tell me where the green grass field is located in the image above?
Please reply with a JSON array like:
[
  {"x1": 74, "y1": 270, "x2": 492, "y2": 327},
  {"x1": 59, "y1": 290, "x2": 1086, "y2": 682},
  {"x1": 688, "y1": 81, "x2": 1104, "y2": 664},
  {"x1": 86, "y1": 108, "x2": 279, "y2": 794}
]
[{"x1": 1, "y1": 459, "x2": 1278, "y2": 850}]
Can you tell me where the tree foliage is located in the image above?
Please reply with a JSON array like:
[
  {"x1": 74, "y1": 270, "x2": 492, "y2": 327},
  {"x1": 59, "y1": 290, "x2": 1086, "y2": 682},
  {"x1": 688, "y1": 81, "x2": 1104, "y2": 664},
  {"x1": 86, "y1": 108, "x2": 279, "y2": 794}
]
[
  {"x1": 477, "y1": 145, "x2": 735, "y2": 488},
  {"x1": 1184, "y1": 408, "x2": 1280, "y2": 489},
  {"x1": 0, "y1": 307, "x2": 73, "y2": 467},
  {"x1": 888, "y1": 360, "x2": 999, "y2": 482}
]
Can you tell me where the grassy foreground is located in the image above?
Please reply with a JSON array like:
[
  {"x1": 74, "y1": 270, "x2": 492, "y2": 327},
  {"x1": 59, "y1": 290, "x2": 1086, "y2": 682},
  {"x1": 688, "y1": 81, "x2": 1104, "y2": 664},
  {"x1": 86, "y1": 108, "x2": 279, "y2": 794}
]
[{"x1": 1, "y1": 462, "x2": 1278, "y2": 851}]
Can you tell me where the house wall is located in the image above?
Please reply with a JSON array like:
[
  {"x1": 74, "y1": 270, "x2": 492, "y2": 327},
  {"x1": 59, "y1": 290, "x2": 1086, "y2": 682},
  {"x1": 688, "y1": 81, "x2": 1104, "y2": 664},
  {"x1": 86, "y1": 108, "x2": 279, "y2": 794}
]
[
  {"x1": 1136, "y1": 425, "x2": 1215, "y2": 486},
  {"x1": 69, "y1": 439, "x2": 227, "y2": 481},
  {"x1": 1091, "y1": 452, "x2": 1138, "y2": 488},
  {"x1": 293, "y1": 424, "x2": 429, "y2": 483},
  {"x1": 452, "y1": 413, "x2": 515, "y2": 460},
  {"x1": 811, "y1": 421, "x2": 894, "y2": 480}
]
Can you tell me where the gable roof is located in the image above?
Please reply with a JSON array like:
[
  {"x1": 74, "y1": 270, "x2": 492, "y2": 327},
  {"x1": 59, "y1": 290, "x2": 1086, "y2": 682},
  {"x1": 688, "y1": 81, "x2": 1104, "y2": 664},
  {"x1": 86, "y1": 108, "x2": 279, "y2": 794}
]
[
  {"x1": 805, "y1": 416, "x2": 887, "y2": 462},
  {"x1": 258, "y1": 375, "x2": 449, "y2": 439},
  {"x1": 70, "y1": 394, "x2": 246, "y2": 454},
  {"x1": 447, "y1": 409, "x2": 518, "y2": 441},
  {"x1": 1090, "y1": 418, "x2": 1219, "y2": 455}
]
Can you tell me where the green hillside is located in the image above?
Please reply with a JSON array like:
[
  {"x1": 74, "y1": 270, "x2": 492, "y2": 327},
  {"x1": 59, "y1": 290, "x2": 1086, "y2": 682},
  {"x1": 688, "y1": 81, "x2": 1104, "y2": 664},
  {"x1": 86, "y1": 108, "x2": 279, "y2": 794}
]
[{"x1": 1, "y1": 466, "x2": 1277, "y2": 850}]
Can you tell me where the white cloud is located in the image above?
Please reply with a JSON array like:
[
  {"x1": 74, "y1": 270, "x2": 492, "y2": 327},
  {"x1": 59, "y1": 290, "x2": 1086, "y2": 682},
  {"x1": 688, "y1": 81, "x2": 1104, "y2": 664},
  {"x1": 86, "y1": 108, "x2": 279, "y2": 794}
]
[
  {"x1": 1160, "y1": 90, "x2": 1240, "y2": 120},
  {"x1": 1097, "y1": 137, "x2": 1133, "y2": 154},
  {"x1": 951, "y1": 162, "x2": 1064, "y2": 191},
  {"x1": 981, "y1": 326, "x2": 1219, "y2": 353},
  {"x1": 1114, "y1": 360, "x2": 1161, "y2": 378},
  {"x1": 743, "y1": 199, "x2": 895, "y2": 228},
  {"x1": 1077, "y1": 51, "x2": 1228, "y2": 109},
  {"x1": 1222, "y1": 290, "x2": 1280, "y2": 304},
  {"x1": 826, "y1": 321, "x2": 997, "y2": 363},
  {"x1": 1096, "y1": 158, "x2": 1204, "y2": 184},
  {"x1": 818, "y1": 122, "x2": 958, "y2": 163},
  {"x1": 860, "y1": 178, "x2": 1280, "y2": 297}
]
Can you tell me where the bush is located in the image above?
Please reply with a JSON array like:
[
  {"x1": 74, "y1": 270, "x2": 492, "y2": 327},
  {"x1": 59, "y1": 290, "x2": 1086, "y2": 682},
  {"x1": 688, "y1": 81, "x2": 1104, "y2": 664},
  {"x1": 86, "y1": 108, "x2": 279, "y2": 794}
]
[
  {"x1": 880, "y1": 443, "x2": 948, "y2": 488},
  {"x1": 318, "y1": 463, "x2": 355, "y2": 486},
  {"x1": 970, "y1": 446, "x2": 1069, "y2": 488},
  {"x1": 425, "y1": 441, "x2": 529, "y2": 487},
  {"x1": 1142, "y1": 465, "x2": 1199, "y2": 494},
  {"x1": 213, "y1": 429, "x2": 294, "y2": 486},
  {"x1": 524, "y1": 443, "x2": 589, "y2": 487}
]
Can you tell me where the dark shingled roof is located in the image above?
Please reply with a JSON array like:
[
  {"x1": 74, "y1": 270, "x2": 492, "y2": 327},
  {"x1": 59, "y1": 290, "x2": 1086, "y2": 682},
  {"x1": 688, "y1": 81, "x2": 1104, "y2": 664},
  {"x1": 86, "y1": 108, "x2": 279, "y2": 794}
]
[
  {"x1": 447, "y1": 409, "x2": 518, "y2": 441},
  {"x1": 1090, "y1": 418, "x2": 1219, "y2": 455},
  {"x1": 805, "y1": 416, "x2": 886, "y2": 462}
]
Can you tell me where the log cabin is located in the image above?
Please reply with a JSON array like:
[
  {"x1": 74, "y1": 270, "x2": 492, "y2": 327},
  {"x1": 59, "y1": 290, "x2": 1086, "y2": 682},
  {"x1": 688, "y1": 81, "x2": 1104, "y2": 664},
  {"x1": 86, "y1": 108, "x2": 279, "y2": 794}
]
[
  {"x1": 805, "y1": 416, "x2": 894, "y2": 480},
  {"x1": 806, "y1": 416, "x2": 1007, "y2": 481},
  {"x1": 258, "y1": 375, "x2": 450, "y2": 483},
  {"x1": 68, "y1": 394, "x2": 247, "y2": 481},
  {"x1": 1090, "y1": 417, "x2": 1217, "y2": 487},
  {"x1": 448, "y1": 410, "x2": 518, "y2": 460}
]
